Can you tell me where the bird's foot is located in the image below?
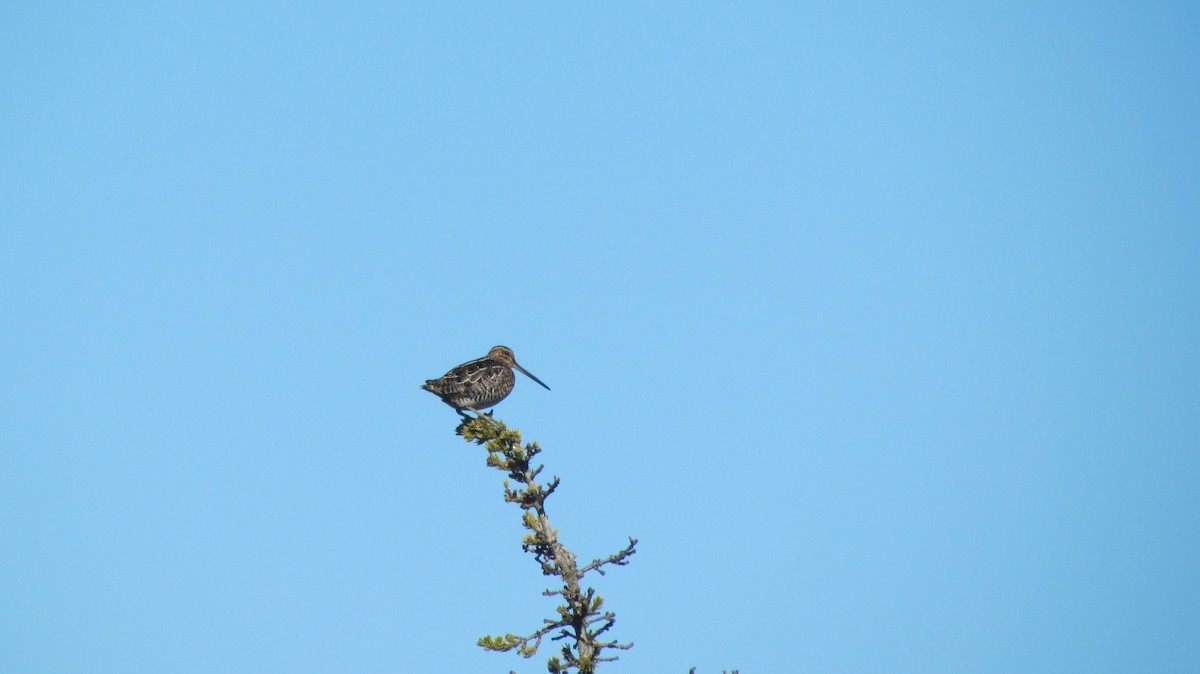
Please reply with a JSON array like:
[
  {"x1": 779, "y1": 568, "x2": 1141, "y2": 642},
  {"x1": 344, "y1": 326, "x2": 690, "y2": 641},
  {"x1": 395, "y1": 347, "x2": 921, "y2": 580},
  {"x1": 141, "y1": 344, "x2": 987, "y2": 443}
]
[{"x1": 462, "y1": 406, "x2": 502, "y2": 428}]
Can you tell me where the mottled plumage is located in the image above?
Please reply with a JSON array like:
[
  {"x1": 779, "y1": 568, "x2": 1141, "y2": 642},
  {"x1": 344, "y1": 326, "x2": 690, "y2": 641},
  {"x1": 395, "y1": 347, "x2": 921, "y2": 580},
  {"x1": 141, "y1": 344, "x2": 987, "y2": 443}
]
[{"x1": 422, "y1": 345, "x2": 550, "y2": 418}]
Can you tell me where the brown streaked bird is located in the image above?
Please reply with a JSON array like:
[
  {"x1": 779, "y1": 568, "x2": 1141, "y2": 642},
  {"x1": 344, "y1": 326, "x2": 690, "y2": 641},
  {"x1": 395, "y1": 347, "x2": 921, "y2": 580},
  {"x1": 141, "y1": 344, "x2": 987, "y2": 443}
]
[{"x1": 421, "y1": 345, "x2": 550, "y2": 419}]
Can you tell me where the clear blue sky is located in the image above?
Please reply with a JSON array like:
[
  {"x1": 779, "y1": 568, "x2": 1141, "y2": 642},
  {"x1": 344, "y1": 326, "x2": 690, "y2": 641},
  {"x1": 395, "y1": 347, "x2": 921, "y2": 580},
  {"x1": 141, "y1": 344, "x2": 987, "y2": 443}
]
[{"x1": 3, "y1": 3, "x2": 1198, "y2": 672}]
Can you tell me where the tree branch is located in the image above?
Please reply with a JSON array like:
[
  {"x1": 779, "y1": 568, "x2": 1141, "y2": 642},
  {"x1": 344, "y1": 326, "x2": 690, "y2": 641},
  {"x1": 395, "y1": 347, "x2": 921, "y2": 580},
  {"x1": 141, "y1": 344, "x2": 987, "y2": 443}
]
[{"x1": 459, "y1": 415, "x2": 638, "y2": 673}]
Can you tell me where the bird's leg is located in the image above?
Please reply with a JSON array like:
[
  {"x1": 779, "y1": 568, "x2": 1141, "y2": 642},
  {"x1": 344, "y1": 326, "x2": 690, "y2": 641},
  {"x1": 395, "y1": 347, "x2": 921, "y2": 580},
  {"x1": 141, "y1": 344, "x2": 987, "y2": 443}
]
[{"x1": 463, "y1": 406, "x2": 502, "y2": 428}]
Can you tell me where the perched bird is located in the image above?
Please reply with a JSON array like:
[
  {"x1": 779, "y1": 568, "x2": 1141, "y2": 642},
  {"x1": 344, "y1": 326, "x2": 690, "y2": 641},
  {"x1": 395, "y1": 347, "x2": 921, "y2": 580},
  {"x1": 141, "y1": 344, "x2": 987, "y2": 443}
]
[{"x1": 422, "y1": 345, "x2": 550, "y2": 419}]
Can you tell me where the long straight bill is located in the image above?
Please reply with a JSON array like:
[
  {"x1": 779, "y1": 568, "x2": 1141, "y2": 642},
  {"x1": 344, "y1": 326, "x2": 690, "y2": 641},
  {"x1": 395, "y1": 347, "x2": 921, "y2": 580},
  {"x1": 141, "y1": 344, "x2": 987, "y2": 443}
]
[{"x1": 514, "y1": 363, "x2": 551, "y2": 390}]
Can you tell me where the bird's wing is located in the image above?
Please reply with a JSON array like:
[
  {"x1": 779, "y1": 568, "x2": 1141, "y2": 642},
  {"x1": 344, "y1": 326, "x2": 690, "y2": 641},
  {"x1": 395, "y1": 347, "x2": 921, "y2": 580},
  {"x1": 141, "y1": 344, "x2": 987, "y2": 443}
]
[{"x1": 437, "y1": 358, "x2": 500, "y2": 392}]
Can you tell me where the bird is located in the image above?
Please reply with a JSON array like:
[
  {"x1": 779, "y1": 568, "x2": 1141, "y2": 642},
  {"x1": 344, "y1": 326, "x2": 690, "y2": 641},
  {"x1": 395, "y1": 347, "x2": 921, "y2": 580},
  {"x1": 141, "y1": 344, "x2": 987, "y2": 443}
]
[{"x1": 421, "y1": 345, "x2": 550, "y2": 419}]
